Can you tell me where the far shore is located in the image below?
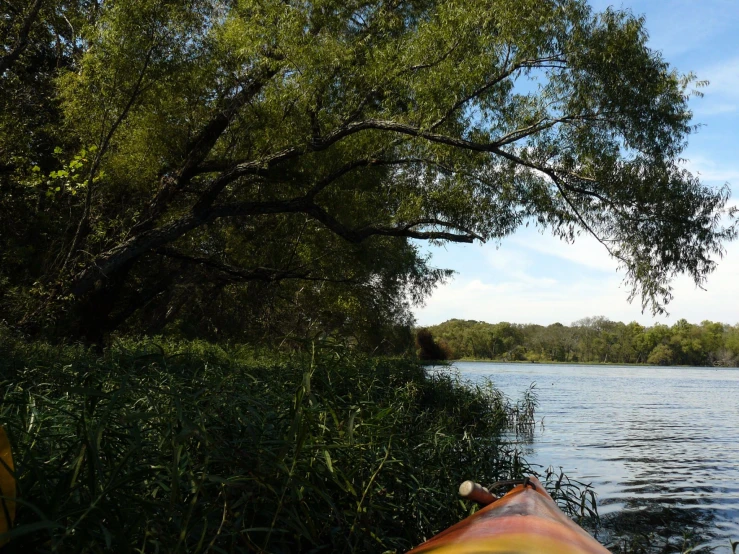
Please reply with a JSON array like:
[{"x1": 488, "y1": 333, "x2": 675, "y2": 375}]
[{"x1": 432, "y1": 358, "x2": 731, "y2": 368}]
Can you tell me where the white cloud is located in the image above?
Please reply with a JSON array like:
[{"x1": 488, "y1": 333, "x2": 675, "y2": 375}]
[
  {"x1": 415, "y1": 235, "x2": 739, "y2": 327},
  {"x1": 692, "y1": 103, "x2": 737, "y2": 117},
  {"x1": 482, "y1": 246, "x2": 559, "y2": 287},
  {"x1": 699, "y1": 57, "x2": 739, "y2": 99},
  {"x1": 415, "y1": 273, "x2": 631, "y2": 326},
  {"x1": 681, "y1": 155, "x2": 739, "y2": 188},
  {"x1": 663, "y1": 240, "x2": 739, "y2": 323},
  {"x1": 688, "y1": 56, "x2": 739, "y2": 122},
  {"x1": 507, "y1": 230, "x2": 618, "y2": 273}
]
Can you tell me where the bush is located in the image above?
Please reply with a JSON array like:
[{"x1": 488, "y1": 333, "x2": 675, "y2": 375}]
[
  {"x1": 646, "y1": 344, "x2": 674, "y2": 365},
  {"x1": 415, "y1": 329, "x2": 452, "y2": 361},
  {"x1": 0, "y1": 337, "x2": 531, "y2": 553}
]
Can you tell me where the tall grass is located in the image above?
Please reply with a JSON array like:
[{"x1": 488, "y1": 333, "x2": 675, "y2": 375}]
[{"x1": 0, "y1": 335, "x2": 538, "y2": 553}]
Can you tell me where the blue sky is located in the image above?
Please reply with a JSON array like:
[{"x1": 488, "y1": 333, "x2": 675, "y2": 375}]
[{"x1": 414, "y1": 0, "x2": 739, "y2": 327}]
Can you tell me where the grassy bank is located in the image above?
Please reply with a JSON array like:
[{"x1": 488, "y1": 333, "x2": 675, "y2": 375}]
[{"x1": 0, "y1": 334, "x2": 542, "y2": 553}]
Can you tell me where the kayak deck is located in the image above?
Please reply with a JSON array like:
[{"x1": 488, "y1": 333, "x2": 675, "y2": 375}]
[{"x1": 407, "y1": 477, "x2": 609, "y2": 554}]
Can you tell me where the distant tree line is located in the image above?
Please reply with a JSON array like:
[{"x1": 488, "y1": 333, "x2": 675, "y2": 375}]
[{"x1": 422, "y1": 317, "x2": 739, "y2": 366}]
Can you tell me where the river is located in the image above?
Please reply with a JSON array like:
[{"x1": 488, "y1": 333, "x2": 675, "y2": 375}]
[{"x1": 454, "y1": 361, "x2": 739, "y2": 553}]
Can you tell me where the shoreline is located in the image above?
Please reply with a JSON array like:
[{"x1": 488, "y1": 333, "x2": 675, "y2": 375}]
[{"x1": 446, "y1": 358, "x2": 728, "y2": 368}]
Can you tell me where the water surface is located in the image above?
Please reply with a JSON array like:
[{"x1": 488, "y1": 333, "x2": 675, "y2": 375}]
[{"x1": 455, "y1": 362, "x2": 739, "y2": 553}]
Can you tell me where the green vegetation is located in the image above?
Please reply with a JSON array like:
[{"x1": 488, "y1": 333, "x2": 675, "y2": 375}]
[
  {"x1": 0, "y1": 332, "x2": 547, "y2": 553},
  {"x1": 1, "y1": 0, "x2": 735, "y2": 347},
  {"x1": 426, "y1": 317, "x2": 739, "y2": 366}
]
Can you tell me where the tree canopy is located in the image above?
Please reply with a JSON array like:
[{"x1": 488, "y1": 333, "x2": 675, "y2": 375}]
[{"x1": 1, "y1": 0, "x2": 734, "y2": 345}]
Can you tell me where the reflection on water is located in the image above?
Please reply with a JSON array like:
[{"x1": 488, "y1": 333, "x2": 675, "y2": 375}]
[{"x1": 455, "y1": 362, "x2": 739, "y2": 553}]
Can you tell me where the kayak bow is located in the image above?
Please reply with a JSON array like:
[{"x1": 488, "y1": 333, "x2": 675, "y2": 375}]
[
  {"x1": 0, "y1": 426, "x2": 16, "y2": 546},
  {"x1": 407, "y1": 477, "x2": 609, "y2": 554}
]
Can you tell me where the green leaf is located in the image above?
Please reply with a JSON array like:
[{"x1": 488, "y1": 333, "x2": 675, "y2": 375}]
[{"x1": 324, "y1": 450, "x2": 334, "y2": 474}]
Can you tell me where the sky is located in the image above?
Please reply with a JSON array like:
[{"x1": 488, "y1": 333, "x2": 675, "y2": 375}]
[{"x1": 414, "y1": 0, "x2": 739, "y2": 327}]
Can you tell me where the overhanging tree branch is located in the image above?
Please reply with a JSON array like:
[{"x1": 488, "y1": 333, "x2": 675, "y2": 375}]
[
  {"x1": 70, "y1": 190, "x2": 481, "y2": 297},
  {"x1": 142, "y1": 61, "x2": 282, "y2": 226},
  {"x1": 62, "y1": 42, "x2": 157, "y2": 273},
  {"x1": 156, "y1": 247, "x2": 310, "y2": 282},
  {"x1": 297, "y1": 202, "x2": 482, "y2": 244},
  {"x1": 187, "y1": 55, "x2": 576, "y2": 204},
  {"x1": 494, "y1": 112, "x2": 608, "y2": 147},
  {"x1": 155, "y1": 247, "x2": 359, "y2": 284},
  {"x1": 427, "y1": 55, "x2": 568, "y2": 132}
]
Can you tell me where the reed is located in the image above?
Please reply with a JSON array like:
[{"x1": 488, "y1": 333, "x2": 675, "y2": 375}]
[{"x1": 0, "y1": 334, "x2": 546, "y2": 553}]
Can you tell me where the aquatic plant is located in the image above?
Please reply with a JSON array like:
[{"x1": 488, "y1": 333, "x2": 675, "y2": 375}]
[{"x1": 0, "y1": 336, "x2": 537, "y2": 553}]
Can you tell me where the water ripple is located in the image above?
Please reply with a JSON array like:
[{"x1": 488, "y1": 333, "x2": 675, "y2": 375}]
[{"x1": 456, "y1": 362, "x2": 739, "y2": 553}]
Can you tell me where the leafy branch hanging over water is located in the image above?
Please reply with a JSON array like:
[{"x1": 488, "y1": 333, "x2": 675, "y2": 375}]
[{"x1": 0, "y1": 0, "x2": 735, "y2": 346}]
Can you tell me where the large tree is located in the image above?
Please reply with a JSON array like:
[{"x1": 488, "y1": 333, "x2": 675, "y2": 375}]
[{"x1": 1, "y1": 0, "x2": 735, "y2": 344}]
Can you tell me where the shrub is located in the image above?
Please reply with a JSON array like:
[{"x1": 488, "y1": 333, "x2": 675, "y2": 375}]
[
  {"x1": 415, "y1": 329, "x2": 451, "y2": 361},
  {"x1": 646, "y1": 344, "x2": 674, "y2": 365}
]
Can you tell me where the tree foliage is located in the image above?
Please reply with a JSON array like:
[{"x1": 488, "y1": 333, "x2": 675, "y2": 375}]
[
  {"x1": 0, "y1": 0, "x2": 734, "y2": 345},
  {"x1": 415, "y1": 328, "x2": 452, "y2": 360},
  {"x1": 429, "y1": 317, "x2": 739, "y2": 366}
]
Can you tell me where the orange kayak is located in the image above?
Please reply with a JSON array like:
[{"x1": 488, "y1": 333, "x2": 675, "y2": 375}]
[
  {"x1": 407, "y1": 477, "x2": 610, "y2": 554},
  {"x1": 0, "y1": 425, "x2": 16, "y2": 546}
]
